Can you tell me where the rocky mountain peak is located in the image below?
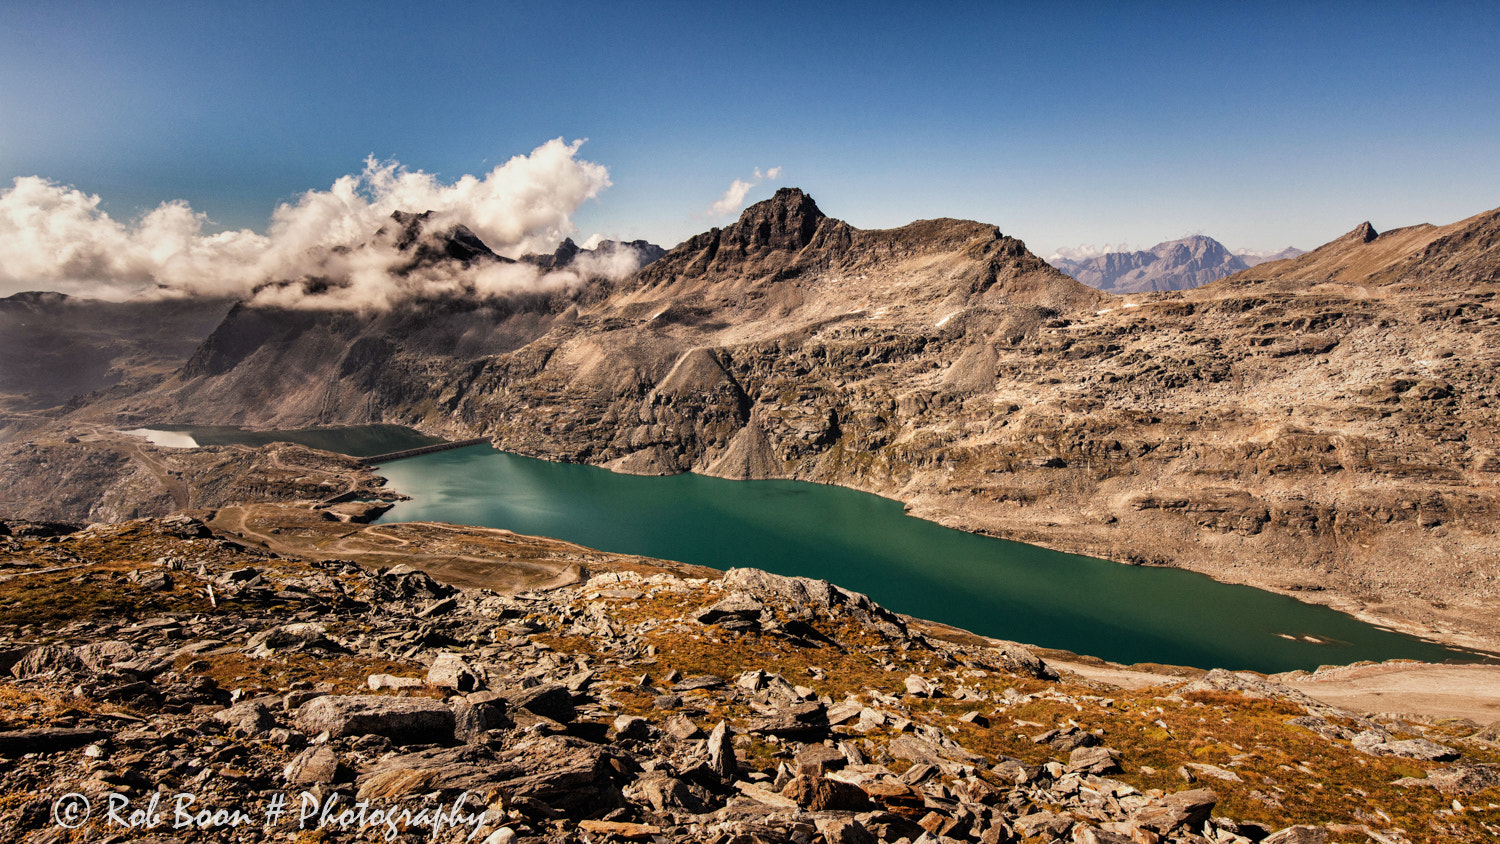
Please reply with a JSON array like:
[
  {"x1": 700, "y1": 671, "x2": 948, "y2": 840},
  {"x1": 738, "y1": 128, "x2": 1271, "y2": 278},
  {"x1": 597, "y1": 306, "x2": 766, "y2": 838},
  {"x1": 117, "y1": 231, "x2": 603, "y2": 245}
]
[
  {"x1": 521, "y1": 237, "x2": 582, "y2": 270},
  {"x1": 1051, "y1": 235, "x2": 1249, "y2": 294},
  {"x1": 383, "y1": 210, "x2": 504, "y2": 268},
  {"x1": 519, "y1": 237, "x2": 666, "y2": 272},
  {"x1": 1153, "y1": 235, "x2": 1230, "y2": 259},
  {"x1": 1343, "y1": 221, "x2": 1380, "y2": 244},
  {"x1": 725, "y1": 187, "x2": 827, "y2": 253}
]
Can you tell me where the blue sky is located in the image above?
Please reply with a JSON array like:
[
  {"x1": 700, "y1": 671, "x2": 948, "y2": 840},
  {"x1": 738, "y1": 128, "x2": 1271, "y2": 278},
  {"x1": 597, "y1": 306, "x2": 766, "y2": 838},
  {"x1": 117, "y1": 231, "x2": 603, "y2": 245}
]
[{"x1": 2, "y1": 0, "x2": 1497, "y2": 266}]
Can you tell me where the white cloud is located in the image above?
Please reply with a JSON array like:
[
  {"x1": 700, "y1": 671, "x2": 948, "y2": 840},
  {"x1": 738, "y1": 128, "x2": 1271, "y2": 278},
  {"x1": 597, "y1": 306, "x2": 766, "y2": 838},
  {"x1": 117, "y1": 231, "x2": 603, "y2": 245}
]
[
  {"x1": 708, "y1": 179, "x2": 757, "y2": 219},
  {"x1": 1045, "y1": 242, "x2": 1134, "y2": 263},
  {"x1": 0, "y1": 138, "x2": 616, "y2": 308},
  {"x1": 705, "y1": 165, "x2": 785, "y2": 219}
]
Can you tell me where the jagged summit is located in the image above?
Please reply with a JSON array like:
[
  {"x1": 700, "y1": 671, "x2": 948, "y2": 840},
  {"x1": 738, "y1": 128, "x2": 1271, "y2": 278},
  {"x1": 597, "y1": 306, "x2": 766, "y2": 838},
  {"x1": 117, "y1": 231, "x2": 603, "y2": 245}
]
[
  {"x1": 1343, "y1": 221, "x2": 1380, "y2": 244},
  {"x1": 729, "y1": 186, "x2": 827, "y2": 252},
  {"x1": 384, "y1": 210, "x2": 506, "y2": 269},
  {"x1": 520, "y1": 236, "x2": 666, "y2": 271},
  {"x1": 634, "y1": 188, "x2": 849, "y2": 284},
  {"x1": 631, "y1": 188, "x2": 1101, "y2": 315},
  {"x1": 523, "y1": 237, "x2": 582, "y2": 269}
]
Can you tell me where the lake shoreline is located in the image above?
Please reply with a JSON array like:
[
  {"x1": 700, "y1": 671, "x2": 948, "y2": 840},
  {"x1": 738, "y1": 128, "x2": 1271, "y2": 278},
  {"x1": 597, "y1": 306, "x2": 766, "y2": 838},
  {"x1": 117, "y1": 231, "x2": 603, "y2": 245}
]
[
  {"x1": 104, "y1": 421, "x2": 1500, "y2": 665},
  {"x1": 370, "y1": 442, "x2": 1481, "y2": 672}
]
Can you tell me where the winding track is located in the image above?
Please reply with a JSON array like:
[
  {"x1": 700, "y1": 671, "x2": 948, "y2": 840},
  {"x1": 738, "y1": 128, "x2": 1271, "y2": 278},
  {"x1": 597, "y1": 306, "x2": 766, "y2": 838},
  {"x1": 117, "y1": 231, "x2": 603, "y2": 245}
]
[{"x1": 208, "y1": 503, "x2": 584, "y2": 593}]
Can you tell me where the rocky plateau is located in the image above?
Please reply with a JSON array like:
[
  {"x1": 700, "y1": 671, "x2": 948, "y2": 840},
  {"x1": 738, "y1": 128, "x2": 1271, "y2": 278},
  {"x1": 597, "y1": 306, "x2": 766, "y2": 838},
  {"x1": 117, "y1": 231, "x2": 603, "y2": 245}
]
[{"x1": 1, "y1": 511, "x2": 1497, "y2": 842}]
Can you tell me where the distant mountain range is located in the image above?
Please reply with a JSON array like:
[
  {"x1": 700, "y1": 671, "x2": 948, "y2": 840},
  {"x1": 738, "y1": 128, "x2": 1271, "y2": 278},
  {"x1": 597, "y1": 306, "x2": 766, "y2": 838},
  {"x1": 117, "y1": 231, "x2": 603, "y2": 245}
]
[
  {"x1": 1048, "y1": 236, "x2": 1304, "y2": 293},
  {"x1": 521, "y1": 237, "x2": 666, "y2": 270}
]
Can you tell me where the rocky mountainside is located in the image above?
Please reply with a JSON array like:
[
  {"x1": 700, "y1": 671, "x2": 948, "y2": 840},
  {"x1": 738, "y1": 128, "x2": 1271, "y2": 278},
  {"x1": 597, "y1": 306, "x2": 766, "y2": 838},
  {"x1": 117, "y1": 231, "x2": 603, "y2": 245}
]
[
  {"x1": 1224, "y1": 209, "x2": 1500, "y2": 290},
  {"x1": 0, "y1": 291, "x2": 233, "y2": 438},
  {"x1": 1, "y1": 512, "x2": 1496, "y2": 842},
  {"x1": 18, "y1": 192, "x2": 1500, "y2": 656},
  {"x1": 1049, "y1": 236, "x2": 1252, "y2": 294},
  {"x1": 0, "y1": 428, "x2": 396, "y2": 523}
]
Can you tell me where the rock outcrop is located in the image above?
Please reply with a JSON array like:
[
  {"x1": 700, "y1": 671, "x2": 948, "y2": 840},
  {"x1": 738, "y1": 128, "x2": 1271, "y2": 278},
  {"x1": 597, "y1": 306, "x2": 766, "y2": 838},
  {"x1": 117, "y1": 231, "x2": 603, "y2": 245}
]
[{"x1": 0, "y1": 514, "x2": 1494, "y2": 842}]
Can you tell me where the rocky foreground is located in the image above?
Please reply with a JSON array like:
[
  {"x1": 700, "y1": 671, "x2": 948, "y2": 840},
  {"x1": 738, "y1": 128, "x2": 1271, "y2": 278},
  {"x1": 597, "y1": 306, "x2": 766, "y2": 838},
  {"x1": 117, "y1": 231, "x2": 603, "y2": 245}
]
[{"x1": 2, "y1": 513, "x2": 1497, "y2": 843}]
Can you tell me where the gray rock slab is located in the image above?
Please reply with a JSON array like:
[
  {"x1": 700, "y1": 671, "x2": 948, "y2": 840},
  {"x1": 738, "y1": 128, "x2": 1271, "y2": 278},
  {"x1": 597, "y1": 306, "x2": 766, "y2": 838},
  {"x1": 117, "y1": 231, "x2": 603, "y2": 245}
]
[{"x1": 294, "y1": 695, "x2": 454, "y2": 744}]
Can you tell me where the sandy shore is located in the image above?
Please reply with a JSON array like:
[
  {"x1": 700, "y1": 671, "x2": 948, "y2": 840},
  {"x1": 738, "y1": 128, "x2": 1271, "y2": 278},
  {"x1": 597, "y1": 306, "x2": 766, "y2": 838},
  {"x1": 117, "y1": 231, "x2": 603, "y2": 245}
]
[{"x1": 1052, "y1": 657, "x2": 1500, "y2": 724}]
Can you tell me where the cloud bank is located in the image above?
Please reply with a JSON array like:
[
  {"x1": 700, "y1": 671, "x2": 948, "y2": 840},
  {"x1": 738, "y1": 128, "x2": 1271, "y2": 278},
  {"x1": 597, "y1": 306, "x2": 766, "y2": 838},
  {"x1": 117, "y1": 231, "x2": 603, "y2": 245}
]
[
  {"x1": 0, "y1": 139, "x2": 630, "y2": 308},
  {"x1": 1045, "y1": 242, "x2": 1135, "y2": 263},
  {"x1": 706, "y1": 166, "x2": 783, "y2": 219}
]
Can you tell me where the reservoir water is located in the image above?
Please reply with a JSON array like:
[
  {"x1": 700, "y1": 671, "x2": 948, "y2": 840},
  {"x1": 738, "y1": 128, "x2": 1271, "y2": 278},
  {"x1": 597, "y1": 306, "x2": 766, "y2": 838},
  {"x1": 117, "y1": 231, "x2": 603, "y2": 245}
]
[{"x1": 370, "y1": 443, "x2": 1477, "y2": 673}]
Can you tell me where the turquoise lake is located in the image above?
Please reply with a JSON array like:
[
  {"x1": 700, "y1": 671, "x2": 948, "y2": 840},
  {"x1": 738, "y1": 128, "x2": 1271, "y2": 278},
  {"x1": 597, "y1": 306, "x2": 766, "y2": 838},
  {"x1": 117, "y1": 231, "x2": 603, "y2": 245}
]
[{"x1": 368, "y1": 443, "x2": 1478, "y2": 673}]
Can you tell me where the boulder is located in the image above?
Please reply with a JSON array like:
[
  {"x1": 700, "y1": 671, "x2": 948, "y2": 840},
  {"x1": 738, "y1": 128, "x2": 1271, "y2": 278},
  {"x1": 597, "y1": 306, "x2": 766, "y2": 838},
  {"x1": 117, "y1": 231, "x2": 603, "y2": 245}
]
[
  {"x1": 1351, "y1": 730, "x2": 1460, "y2": 761},
  {"x1": 663, "y1": 713, "x2": 702, "y2": 740},
  {"x1": 1132, "y1": 788, "x2": 1217, "y2": 834},
  {"x1": 368, "y1": 674, "x2": 424, "y2": 691},
  {"x1": 283, "y1": 745, "x2": 349, "y2": 785},
  {"x1": 294, "y1": 695, "x2": 454, "y2": 744},
  {"x1": 1262, "y1": 826, "x2": 1328, "y2": 844},
  {"x1": 612, "y1": 714, "x2": 652, "y2": 741},
  {"x1": 246, "y1": 622, "x2": 346, "y2": 655},
  {"x1": 1067, "y1": 745, "x2": 1120, "y2": 775},
  {"x1": 10, "y1": 645, "x2": 85, "y2": 679},
  {"x1": 815, "y1": 818, "x2": 876, "y2": 844},
  {"x1": 624, "y1": 771, "x2": 708, "y2": 814},
  {"x1": 1394, "y1": 763, "x2": 1500, "y2": 794},
  {"x1": 694, "y1": 591, "x2": 765, "y2": 629},
  {"x1": 793, "y1": 744, "x2": 846, "y2": 776},
  {"x1": 426, "y1": 652, "x2": 482, "y2": 692},
  {"x1": 496, "y1": 683, "x2": 574, "y2": 723},
  {"x1": 0, "y1": 728, "x2": 110, "y2": 756},
  {"x1": 73, "y1": 641, "x2": 137, "y2": 672},
  {"x1": 903, "y1": 674, "x2": 935, "y2": 697},
  {"x1": 888, "y1": 733, "x2": 985, "y2": 767},
  {"x1": 212, "y1": 701, "x2": 278, "y2": 736},
  {"x1": 781, "y1": 775, "x2": 874, "y2": 811},
  {"x1": 452, "y1": 695, "x2": 508, "y2": 743},
  {"x1": 708, "y1": 720, "x2": 737, "y2": 779}
]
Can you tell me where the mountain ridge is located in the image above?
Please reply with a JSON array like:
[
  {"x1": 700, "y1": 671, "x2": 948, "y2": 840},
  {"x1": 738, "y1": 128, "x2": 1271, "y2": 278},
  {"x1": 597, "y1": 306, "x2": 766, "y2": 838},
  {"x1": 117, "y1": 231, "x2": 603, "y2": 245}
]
[
  {"x1": 1049, "y1": 235, "x2": 1254, "y2": 294},
  {"x1": 1217, "y1": 206, "x2": 1500, "y2": 291},
  {"x1": 10, "y1": 191, "x2": 1500, "y2": 657}
]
